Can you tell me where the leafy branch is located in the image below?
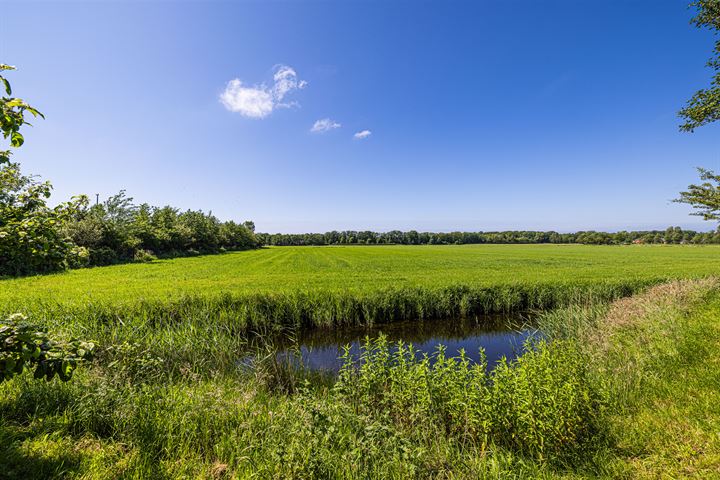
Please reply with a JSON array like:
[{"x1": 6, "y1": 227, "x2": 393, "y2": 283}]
[
  {"x1": 0, "y1": 64, "x2": 43, "y2": 164},
  {"x1": 0, "y1": 313, "x2": 95, "y2": 383}
]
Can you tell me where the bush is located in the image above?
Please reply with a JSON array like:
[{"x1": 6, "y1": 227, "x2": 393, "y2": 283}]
[
  {"x1": 0, "y1": 163, "x2": 85, "y2": 276},
  {"x1": 89, "y1": 246, "x2": 119, "y2": 266},
  {"x1": 66, "y1": 245, "x2": 90, "y2": 269},
  {"x1": 0, "y1": 313, "x2": 95, "y2": 383},
  {"x1": 133, "y1": 249, "x2": 157, "y2": 263}
]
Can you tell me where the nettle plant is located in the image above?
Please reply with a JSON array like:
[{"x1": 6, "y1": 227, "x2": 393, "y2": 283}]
[{"x1": 0, "y1": 313, "x2": 95, "y2": 382}]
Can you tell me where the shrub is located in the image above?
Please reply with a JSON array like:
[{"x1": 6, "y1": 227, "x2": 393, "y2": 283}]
[
  {"x1": 89, "y1": 246, "x2": 119, "y2": 266},
  {"x1": 133, "y1": 248, "x2": 157, "y2": 263},
  {"x1": 0, "y1": 313, "x2": 95, "y2": 382},
  {"x1": 0, "y1": 163, "x2": 85, "y2": 276}
]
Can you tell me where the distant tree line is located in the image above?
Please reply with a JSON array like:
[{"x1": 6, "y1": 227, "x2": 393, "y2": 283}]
[{"x1": 257, "y1": 227, "x2": 720, "y2": 247}]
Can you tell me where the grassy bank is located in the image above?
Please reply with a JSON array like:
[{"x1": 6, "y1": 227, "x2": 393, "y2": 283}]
[{"x1": 1, "y1": 278, "x2": 719, "y2": 477}]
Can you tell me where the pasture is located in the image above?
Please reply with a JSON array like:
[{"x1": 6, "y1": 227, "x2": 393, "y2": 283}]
[{"x1": 3, "y1": 243, "x2": 720, "y2": 306}]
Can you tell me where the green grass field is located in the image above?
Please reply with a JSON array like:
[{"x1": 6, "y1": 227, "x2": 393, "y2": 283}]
[
  {"x1": 2, "y1": 244, "x2": 720, "y2": 334},
  {"x1": 2, "y1": 246, "x2": 720, "y2": 478},
  {"x1": 3, "y1": 244, "x2": 720, "y2": 306}
]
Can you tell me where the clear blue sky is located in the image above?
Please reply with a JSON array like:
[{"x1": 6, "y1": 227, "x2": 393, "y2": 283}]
[{"x1": 2, "y1": 0, "x2": 719, "y2": 233}]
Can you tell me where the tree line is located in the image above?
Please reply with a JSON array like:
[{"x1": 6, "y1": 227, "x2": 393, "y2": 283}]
[
  {"x1": 1, "y1": 167, "x2": 259, "y2": 277},
  {"x1": 258, "y1": 227, "x2": 719, "y2": 247}
]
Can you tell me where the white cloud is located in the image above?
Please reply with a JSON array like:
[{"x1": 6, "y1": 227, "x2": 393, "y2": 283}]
[
  {"x1": 219, "y1": 79, "x2": 274, "y2": 118},
  {"x1": 311, "y1": 118, "x2": 341, "y2": 133},
  {"x1": 353, "y1": 129, "x2": 372, "y2": 139},
  {"x1": 220, "y1": 64, "x2": 306, "y2": 118}
]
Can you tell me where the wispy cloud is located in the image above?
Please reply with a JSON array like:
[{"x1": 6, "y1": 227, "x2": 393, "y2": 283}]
[
  {"x1": 220, "y1": 65, "x2": 307, "y2": 118},
  {"x1": 353, "y1": 129, "x2": 372, "y2": 139},
  {"x1": 311, "y1": 118, "x2": 341, "y2": 133}
]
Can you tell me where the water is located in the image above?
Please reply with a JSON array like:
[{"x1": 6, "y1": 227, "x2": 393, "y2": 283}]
[{"x1": 275, "y1": 314, "x2": 536, "y2": 373}]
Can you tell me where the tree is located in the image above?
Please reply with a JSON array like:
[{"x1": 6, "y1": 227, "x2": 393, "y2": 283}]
[
  {"x1": 0, "y1": 65, "x2": 93, "y2": 384},
  {"x1": 676, "y1": 3, "x2": 720, "y2": 227},
  {"x1": 0, "y1": 66, "x2": 88, "y2": 275},
  {"x1": 0, "y1": 164, "x2": 88, "y2": 275},
  {"x1": 675, "y1": 168, "x2": 720, "y2": 222},
  {"x1": 679, "y1": 1, "x2": 720, "y2": 131}
]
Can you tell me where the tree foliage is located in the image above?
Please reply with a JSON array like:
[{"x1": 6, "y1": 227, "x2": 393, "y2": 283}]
[
  {"x1": 679, "y1": 0, "x2": 720, "y2": 131},
  {"x1": 0, "y1": 163, "x2": 88, "y2": 276},
  {"x1": 257, "y1": 227, "x2": 713, "y2": 247},
  {"x1": 675, "y1": 167, "x2": 720, "y2": 222},
  {"x1": 64, "y1": 191, "x2": 259, "y2": 266},
  {"x1": 0, "y1": 64, "x2": 43, "y2": 164}
]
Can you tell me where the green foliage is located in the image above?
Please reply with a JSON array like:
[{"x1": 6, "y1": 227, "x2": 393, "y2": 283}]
[
  {"x1": 0, "y1": 313, "x2": 94, "y2": 383},
  {"x1": 0, "y1": 275, "x2": 718, "y2": 477},
  {"x1": 259, "y1": 227, "x2": 711, "y2": 246},
  {"x1": 0, "y1": 65, "x2": 43, "y2": 164},
  {"x1": 334, "y1": 336, "x2": 606, "y2": 463},
  {"x1": 0, "y1": 163, "x2": 87, "y2": 276},
  {"x1": 674, "y1": 167, "x2": 720, "y2": 225},
  {"x1": 103, "y1": 341, "x2": 165, "y2": 384},
  {"x1": 64, "y1": 191, "x2": 259, "y2": 267},
  {"x1": 680, "y1": 1, "x2": 720, "y2": 131},
  {"x1": 132, "y1": 248, "x2": 157, "y2": 263}
]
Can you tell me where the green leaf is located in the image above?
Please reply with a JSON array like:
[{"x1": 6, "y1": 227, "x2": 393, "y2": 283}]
[
  {"x1": 10, "y1": 132, "x2": 23, "y2": 148},
  {"x1": 1, "y1": 77, "x2": 10, "y2": 95}
]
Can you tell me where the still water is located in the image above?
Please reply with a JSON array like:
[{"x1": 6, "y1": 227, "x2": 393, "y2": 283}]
[{"x1": 275, "y1": 314, "x2": 536, "y2": 373}]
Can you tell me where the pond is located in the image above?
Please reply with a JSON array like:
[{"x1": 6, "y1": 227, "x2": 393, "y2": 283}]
[{"x1": 272, "y1": 314, "x2": 537, "y2": 373}]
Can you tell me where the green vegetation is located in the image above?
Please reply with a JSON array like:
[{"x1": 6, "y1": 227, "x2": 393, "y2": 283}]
[
  {"x1": 259, "y1": 226, "x2": 720, "y2": 246},
  {"x1": 676, "y1": 167, "x2": 720, "y2": 224},
  {"x1": 0, "y1": 64, "x2": 43, "y2": 165},
  {"x1": 64, "y1": 190, "x2": 259, "y2": 268},
  {"x1": 0, "y1": 65, "x2": 258, "y2": 278},
  {"x1": 2, "y1": 242, "x2": 720, "y2": 477},
  {"x1": 1, "y1": 261, "x2": 718, "y2": 478},
  {"x1": 2, "y1": 244, "x2": 720, "y2": 336},
  {"x1": 0, "y1": 314, "x2": 94, "y2": 383},
  {"x1": 679, "y1": 0, "x2": 720, "y2": 132},
  {"x1": 538, "y1": 279, "x2": 720, "y2": 477}
]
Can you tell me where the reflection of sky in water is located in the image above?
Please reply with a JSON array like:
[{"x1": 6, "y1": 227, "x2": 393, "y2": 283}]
[{"x1": 276, "y1": 315, "x2": 536, "y2": 373}]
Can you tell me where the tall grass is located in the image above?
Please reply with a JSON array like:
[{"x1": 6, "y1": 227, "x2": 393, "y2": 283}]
[
  {"x1": 0, "y1": 334, "x2": 608, "y2": 478},
  {"x1": 5, "y1": 280, "x2": 650, "y2": 339},
  {"x1": 2, "y1": 247, "x2": 720, "y2": 478}
]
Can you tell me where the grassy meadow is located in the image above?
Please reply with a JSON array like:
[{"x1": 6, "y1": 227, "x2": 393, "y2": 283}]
[
  {"x1": 4, "y1": 244, "x2": 720, "y2": 304},
  {"x1": 3, "y1": 244, "x2": 720, "y2": 336},
  {"x1": 2, "y1": 245, "x2": 720, "y2": 478}
]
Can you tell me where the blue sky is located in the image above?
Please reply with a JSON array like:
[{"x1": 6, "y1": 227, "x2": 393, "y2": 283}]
[{"x1": 2, "y1": 0, "x2": 719, "y2": 233}]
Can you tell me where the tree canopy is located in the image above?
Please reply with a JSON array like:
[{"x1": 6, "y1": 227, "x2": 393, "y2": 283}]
[
  {"x1": 675, "y1": 168, "x2": 720, "y2": 221},
  {"x1": 679, "y1": 0, "x2": 720, "y2": 131}
]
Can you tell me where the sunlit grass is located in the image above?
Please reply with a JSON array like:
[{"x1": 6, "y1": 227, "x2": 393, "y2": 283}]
[
  {"x1": 2, "y1": 247, "x2": 720, "y2": 478},
  {"x1": 2, "y1": 244, "x2": 720, "y2": 306}
]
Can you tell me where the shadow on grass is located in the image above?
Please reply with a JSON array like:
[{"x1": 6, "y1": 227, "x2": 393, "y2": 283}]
[{"x1": 0, "y1": 423, "x2": 84, "y2": 479}]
